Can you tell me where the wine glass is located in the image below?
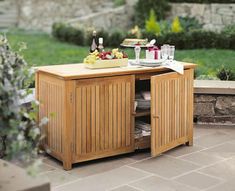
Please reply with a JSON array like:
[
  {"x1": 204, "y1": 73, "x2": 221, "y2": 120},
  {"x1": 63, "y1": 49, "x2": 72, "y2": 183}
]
[
  {"x1": 168, "y1": 46, "x2": 175, "y2": 62},
  {"x1": 161, "y1": 45, "x2": 169, "y2": 60},
  {"x1": 134, "y1": 45, "x2": 141, "y2": 64}
]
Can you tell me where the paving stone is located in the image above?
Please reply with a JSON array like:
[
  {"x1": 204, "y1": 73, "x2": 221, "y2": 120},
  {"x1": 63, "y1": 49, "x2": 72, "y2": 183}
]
[
  {"x1": 54, "y1": 166, "x2": 150, "y2": 191},
  {"x1": 40, "y1": 169, "x2": 77, "y2": 187},
  {"x1": 164, "y1": 145, "x2": 204, "y2": 158},
  {"x1": 207, "y1": 179, "x2": 235, "y2": 191},
  {"x1": 199, "y1": 157, "x2": 235, "y2": 181},
  {"x1": 174, "y1": 172, "x2": 222, "y2": 190},
  {"x1": 179, "y1": 151, "x2": 223, "y2": 166},
  {"x1": 129, "y1": 155, "x2": 199, "y2": 179},
  {"x1": 194, "y1": 132, "x2": 233, "y2": 148},
  {"x1": 69, "y1": 156, "x2": 136, "y2": 178},
  {"x1": 130, "y1": 175, "x2": 200, "y2": 191},
  {"x1": 201, "y1": 142, "x2": 235, "y2": 158},
  {"x1": 110, "y1": 185, "x2": 139, "y2": 191}
]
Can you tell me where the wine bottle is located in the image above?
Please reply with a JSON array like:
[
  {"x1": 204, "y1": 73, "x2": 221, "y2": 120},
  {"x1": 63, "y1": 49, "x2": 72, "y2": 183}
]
[
  {"x1": 90, "y1": 31, "x2": 97, "y2": 53},
  {"x1": 98, "y1": 37, "x2": 104, "y2": 52}
]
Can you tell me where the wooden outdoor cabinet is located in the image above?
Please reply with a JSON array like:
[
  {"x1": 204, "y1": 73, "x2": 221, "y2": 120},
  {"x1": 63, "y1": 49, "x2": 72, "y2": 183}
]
[{"x1": 35, "y1": 62, "x2": 195, "y2": 170}]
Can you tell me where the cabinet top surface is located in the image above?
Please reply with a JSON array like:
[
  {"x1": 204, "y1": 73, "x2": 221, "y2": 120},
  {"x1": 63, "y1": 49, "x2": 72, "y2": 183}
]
[{"x1": 36, "y1": 62, "x2": 196, "y2": 80}]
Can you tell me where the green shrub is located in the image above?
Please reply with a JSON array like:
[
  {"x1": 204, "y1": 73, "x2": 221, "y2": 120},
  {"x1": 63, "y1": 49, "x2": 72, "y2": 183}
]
[
  {"x1": 69, "y1": 26, "x2": 85, "y2": 45},
  {"x1": 189, "y1": 30, "x2": 217, "y2": 49},
  {"x1": 108, "y1": 30, "x2": 126, "y2": 47},
  {"x1": 141, "y1": 31, "x2": 158, "y2": 42},
  {"x1": 169, "y1": 0, "x2": 235, "y2": 3},
  {"x1": 134, "y1": 0, "x2": 171, "y2": 27},
  {"x1": 159, "y1": 20, "x2": 171, "y2": 35},
  {"x1": 52, "y1": 23, "x2": 85, "y2": 45},
  {"x1": 0, "y1": 35, "x2": 47, "y2": 172},
  {"x1": 161, "y1": 32, "x2": 187, "y2": 49},
  {"x1": 216, "y1": 66, "x2": 235, "y2": 80},
  {"x1": 229, "y1": 34, "x2": 235, "y2": 49},
  {"x1": 221, "y1": 24, "x2": 235, "y2": 36},
  {"x1": 145, "y1": 9, "x2": 161, "y2": 36},
  {"x1": 52, "y1": 23, "x2": 65, "y2": 40},
  {"x1": 214, "y1": 33, "x2": 230, "y2": 49},
  {"x1": 52, "y1": 22, "x2": 235, "y2": 50},
  {"x1": 114, "y1": 0, "x2": 125, "y2": 7},
  {"x1": 196, "y1": 75, "x2": 219, "y2": 80},
  {"x1": 179, "y1": 16, "x2": 202, "y2": 32},
  {"x1": 171, "y1": 17, "x2": 183, "y2": 33}
]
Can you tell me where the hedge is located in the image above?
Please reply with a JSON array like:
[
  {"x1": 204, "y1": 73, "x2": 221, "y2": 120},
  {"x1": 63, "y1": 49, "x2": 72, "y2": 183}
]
[
  {"x1": 52, "y1": 23, "x2": 235, "y2": 50},
  {"x1": 169, "y1": 0, "x2": 235, "y2": 3}
]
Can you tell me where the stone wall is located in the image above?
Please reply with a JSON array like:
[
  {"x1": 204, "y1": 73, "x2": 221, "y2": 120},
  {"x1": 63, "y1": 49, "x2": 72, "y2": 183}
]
[
  {"x1": 68, "y1": 6, "x2": 133, "y2": 31},
  {"x1": 194, "y1": 95, "x2": 235, "y2": 124},
  {"x1": 16, "y1": 0, "x2": 133, "y2": 32},
  {"x1": 16, "y1": 1, "x2": 235, "y2": 33},
  {"x1": 170, "y1": 3, "x2": 235, "y2": 31},
  {"x1": 0, "y1": 0, "x2": 17, "y2": 29}
]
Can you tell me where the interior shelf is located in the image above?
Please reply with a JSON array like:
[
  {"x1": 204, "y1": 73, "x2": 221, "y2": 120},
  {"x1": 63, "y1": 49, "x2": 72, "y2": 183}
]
[
  {"x1": 134, "y1": 109, "x2": 151, "y2": 117},
  {"x1": 135, "y1": 135, "x2": 151, "y2": 150}
]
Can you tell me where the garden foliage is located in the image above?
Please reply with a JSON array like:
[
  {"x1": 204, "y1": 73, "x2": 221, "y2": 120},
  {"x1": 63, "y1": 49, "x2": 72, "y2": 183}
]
[
  {"x1": 0, "y1": 35, "x2": 46, "y2": 172},
  {"x1": 216, "y1": 66, "x2": 235, "y2": 81},
  {"x1": 134, "y1": 0, "x2": 171, "y2": 27},
  {"x1": 145, "y1": 9, "x2": 161, "y2": 36},
  {"x1": 171, "y1": 17, "x2": 183, "y2": 33},
  {"x1": 52, "y1": 22, "x2": 235, "y2": 50},
  {"x1": 169, "y1": 0, "x2": 235, "y2": 3}
]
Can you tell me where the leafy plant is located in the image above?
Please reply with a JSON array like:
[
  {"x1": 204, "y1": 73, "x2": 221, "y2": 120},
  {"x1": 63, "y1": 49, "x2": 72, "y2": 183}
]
[
  {"x1": 179, "y1": 16, "x2": 202, "y2": 32},
  {"x1": 169, "y1": 0, "x2": 235, "y2": 3},
  {"x1": 216, "y1": 66, "x2": 235, "y2": 80},
  {"x1": 134, "y1": 0, "x2": 171, "y2": 27},
  {"x1": 128, "y1": 25, "x2": 142, "y2": 39},
  {"x1": 52, "y1": 23, "x2": 85, "y2": 45},
  {"x1": 159, "y1": 20, "x2": 171, "y2": 35},
  {"x1": 0, "y1": 35, "x2": 47, "y2": 174},
  {"x1": 196, "y1": 75, "x2": 219, "y2": 80},
  {"x1": 171, "y1": 17, "x2": 183, "y2": 33},
  {"x1": 221, "y1": 24, "x2": 235, "y2": 36},
  {"x1": 145, "y1": 9, "x2": 161, "y2": 36},
  {"x1": 114, "y1": 0, "x2": 125, "y2": 7},
  {"x1": 108, "y1": 30, "x2": 126, "y2": 47}
]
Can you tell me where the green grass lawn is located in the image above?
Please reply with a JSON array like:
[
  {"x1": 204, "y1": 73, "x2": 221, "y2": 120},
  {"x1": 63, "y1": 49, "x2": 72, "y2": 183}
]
[{"x1": 5, "y1": 29, "x2": 235, "y2": 78}]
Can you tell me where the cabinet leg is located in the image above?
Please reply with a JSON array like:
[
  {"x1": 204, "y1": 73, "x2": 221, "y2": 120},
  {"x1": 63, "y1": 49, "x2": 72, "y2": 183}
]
[
  {"x1": 63, "y1": 161, "x2": 72, "y2": 170},
  {"x1": 186, "y1": 140, "x2": 193, "y2": 146}
]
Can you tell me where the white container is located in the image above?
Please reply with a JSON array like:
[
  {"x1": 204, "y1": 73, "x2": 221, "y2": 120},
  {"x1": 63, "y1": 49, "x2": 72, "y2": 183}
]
[{"x1": 146, "y1": 49, "x2": 161, "y2": 60}]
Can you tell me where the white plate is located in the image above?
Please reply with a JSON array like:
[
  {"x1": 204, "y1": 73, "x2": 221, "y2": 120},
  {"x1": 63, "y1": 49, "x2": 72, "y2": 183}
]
[
  {"x1": 120, "y1": 44, "x2": 151, "y2": 48},
  {"x1": 139, "y1": 59, "x2": 165, "y2": 64}
]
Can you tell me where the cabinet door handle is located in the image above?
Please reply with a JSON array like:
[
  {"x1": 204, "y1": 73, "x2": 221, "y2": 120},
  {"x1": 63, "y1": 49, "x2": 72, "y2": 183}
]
[{"x1": 153, "y1": 115, "x2": 160, "y2": 118}]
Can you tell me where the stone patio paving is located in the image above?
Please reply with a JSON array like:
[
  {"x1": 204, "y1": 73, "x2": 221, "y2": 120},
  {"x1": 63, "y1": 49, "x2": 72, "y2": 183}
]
[{"x1": 38, "y1": 125, "x2": 235, "y2": 191}]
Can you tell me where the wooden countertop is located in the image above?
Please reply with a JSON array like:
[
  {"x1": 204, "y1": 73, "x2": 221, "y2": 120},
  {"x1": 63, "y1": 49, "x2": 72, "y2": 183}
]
[{"x1": 36, "y1": 62, "x2": 196, "y2": 80}]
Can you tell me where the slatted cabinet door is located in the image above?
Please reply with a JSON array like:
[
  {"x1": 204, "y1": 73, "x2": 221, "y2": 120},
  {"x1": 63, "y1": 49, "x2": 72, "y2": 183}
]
[
  {"x1": 72, "y1": 75, "x2": 135, "y2": 163},
  {"x1": 151, "y1": 69, "x2": 194, "y2": 157}
]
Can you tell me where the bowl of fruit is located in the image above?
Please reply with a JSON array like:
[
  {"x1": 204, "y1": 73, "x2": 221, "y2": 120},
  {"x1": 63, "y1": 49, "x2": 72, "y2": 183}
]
[{"x1": 84, "y1": 49, "x2": 128, "y2": 69}]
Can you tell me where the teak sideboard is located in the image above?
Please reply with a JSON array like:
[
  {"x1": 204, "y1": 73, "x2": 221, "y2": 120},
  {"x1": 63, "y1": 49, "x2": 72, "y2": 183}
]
[{"x1": 35, "y1": 62, "x2": 196, "y2": 170}]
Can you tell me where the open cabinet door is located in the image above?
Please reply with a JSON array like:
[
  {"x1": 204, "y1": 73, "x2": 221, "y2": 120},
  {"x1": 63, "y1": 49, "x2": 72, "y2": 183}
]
[{"x1": 151, "y1": 69, "x2": 194, "y2": 157}]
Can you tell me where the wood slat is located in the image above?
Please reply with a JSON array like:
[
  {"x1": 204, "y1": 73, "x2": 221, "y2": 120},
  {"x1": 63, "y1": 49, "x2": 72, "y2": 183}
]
[
  {"x1": 81, "y1": 87, "x2": 87, "y2": 154},
  {"x1": 117, "y1": 83, "x2": 122, "y2": 148},
  {"x1": 151, "y1": 70, "x2": 194, "y2": 156},
  {"x1": 37, "y1": 74, "x2": 69, "y2": 167},
  {"x1": 121, "y1": 82, "x2": 126, "y2": 147},
  {"x1": 72, "y1": 75, "x2": 135, "y2": 161},
  {"x1": 76, "y1": 87, "x2": 82, "y2": 155},
  {"x1": 95, "y1": 85, "x2": 100, "y2": 152},
  {"x1": 108, "y1": 84, "x2": 113, "y2": 149}
]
